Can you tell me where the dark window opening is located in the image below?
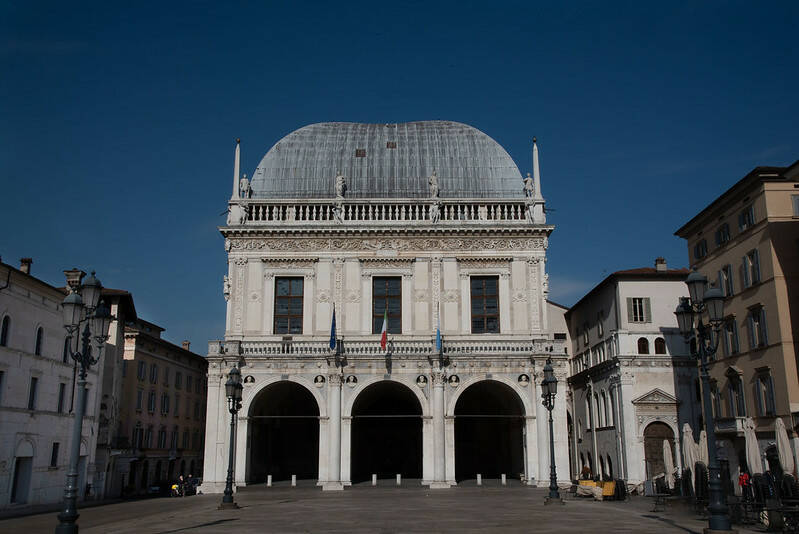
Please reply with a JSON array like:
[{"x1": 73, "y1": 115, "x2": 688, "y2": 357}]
[
  {"x1": 372, "y1": 277, "x2": 401, "y2": 334},
  {"x1": 471, "y1": 276, "x2": 499, "y2": 334},
  {"x1": 274, "y1": 277, "x2": 304, "y2": 334}
]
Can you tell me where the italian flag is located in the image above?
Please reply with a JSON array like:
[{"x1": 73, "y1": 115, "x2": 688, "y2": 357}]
[{"x1": 380, "y1": 310, "x2": 388, "y2": 351}]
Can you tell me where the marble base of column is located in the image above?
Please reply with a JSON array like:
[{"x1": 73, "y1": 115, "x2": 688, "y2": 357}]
[
  {"x1": 428, "y1": 481, "x2": 452, "y2": 489},
  {"x1": 322, "y1": 482, "x2": 344, "y2": 491}
]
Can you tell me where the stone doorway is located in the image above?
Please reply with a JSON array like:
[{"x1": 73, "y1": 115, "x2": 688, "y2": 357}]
[
  {"x1": 247, "y1": 381, "x2": 320, "y2": 483},
  {"x1": 350, "y1": 381, "x2": 422, "y2": 483},
  {"x1": 454, "y1": 380, "x2": 525, "y2": 482}
]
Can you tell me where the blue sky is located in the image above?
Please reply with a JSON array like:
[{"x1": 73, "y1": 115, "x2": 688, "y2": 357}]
[{"x1": 2, "y1": 1, "x2": 797, "y2": 347}]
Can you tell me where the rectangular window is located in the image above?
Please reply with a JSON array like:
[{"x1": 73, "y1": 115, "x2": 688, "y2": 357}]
[
  {"x1": 161, "y1": 393, "x2": 169, "y2": 415},
  {"x1": 582, "y1": 323, "x2": 589, "y2": 345},
  {"x1": 50, "y1": 442, "x2": 59, "y2": 468},
  {"x1": 174, "y1": 394, "x2": 180, "y2": 416},
  {"x1": 57, "y1": 382, "x2": 66, "y2": 413},
  {"x1": 710, "y1": 382, "x2": 721, "y2": 419},
  {"x1": 627, "y1": 297, "x2": 651, "y2": 323},
  {"x1": 715, "y1": 223, "x2": 730, "y2": 246},
  {"x1": 145, "y1": 427, "x2": 152, "y2": 449},
  {"x1": 150, "y1": 363, "x2": 158, "y2": 384},
  {"x1": 718, "y1": 264, "x2": 735, "y2": 297},
  {"x1": 186, "y1": 375, "x2": 193, "y2": 393},
  {"x1": 793, "y1": 195, "x2": 799, "y2": 217},
  {"x1": 742, "y1": 249, "x2": 761, "y2": 288},
  {"x1": 163, "y1": 367, "x2": 169, "y2": 386},
  {"x1": 755, "y1": 373, "x2": 776, "y2": 416},
  {"x1": 136, "y1": 389, "x2": 143, "y2": 411},
  {"x1": 372, "y1": 277, "x2": 402, "y2": 334},
  {"x1": 28, "y1": 377, "x2": 38, "y2": 410},
  {"x1": 694, "y1": 239, "x2": 708, "y2": 260},
  {"x1": 171, "y1": 428, "x2": 178, "y2": 450},
  {"x1": 157, "y1": 429, "x2": 167, "y2": 449},
  {"x1": 175, "y1": 372, "x2": 182, "y2": 390},
  {"x1": 470, "y1": 276, "x2": 499, "y2": 334},
  {"x1": 274, "y1": 277, "x2": 304, "y2": 334},
  {"x1": 137, "y1": 361, "x2": 146, "y2": 380},
  {"x1": 739, "y1": 204, "x2": 755, "y2": 231},
  {"x1": 148, "y1": 391, "x2": 156, "y2": 413},
  {"x1": 727, "y1": 377, "x2": 746, "y2": 417},
  {"x1": 723, "y1": 319, "x2": 739, "y2": 357},
  {"x1": 748, "y1": 307, "x2": 769, "y2": 349}
]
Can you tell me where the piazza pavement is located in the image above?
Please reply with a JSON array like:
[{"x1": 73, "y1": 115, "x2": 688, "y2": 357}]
[{"x1": 0, "y1": 482, "x2": 769, "y2": 533}]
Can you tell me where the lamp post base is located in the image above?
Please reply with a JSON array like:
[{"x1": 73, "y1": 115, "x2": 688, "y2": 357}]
[
  {"x1": 218, "y1": 502, "x2": 240, "y2": 510},
  {"x1": 703, "y1": 529, "x2": 736, "y2": 534},
  {"x1": 544, "y1": 496, "x2": 564, "y2": 505}
]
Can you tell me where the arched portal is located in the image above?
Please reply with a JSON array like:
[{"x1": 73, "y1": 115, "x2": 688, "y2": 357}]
[
  {"x1": 247, "y1": 381, "x2": 320, "y2": 483},
  {"x1": 644, "y1": 421, "x2": 674, "y2": 480},
  {"x1": 454, "y1": 380, "x2": 524, "y2": 482},
  {"x1": 351, "y1": 381, "x2": 422, "y2": 483}
]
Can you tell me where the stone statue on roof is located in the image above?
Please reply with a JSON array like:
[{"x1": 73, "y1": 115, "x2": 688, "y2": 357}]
[
  {"x1": 523, "y1": 172, "x2": 534, "y2": 198},
  {"x1": 239, "y1": 174, "x2": 251, "y2": 199},
  {"x1": 428, "y1": 170, "x2": 440, "y2": 198},
  {"x1": 335, "y1": 171, "x2": 347, "y2": 200}
]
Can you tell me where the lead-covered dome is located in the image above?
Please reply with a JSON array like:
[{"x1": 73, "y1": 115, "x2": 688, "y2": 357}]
[{"x1": 249, "y1": 121, "x2": 523, "y2": 199}]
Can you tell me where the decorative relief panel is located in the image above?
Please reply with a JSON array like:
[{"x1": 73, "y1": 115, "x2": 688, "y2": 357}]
[
  {"x1": 442, "y1": 289, "x2": 459, "y2": 303},
  {"x1": 229, "y1": 237, "x2": 545, "y2": 253}
]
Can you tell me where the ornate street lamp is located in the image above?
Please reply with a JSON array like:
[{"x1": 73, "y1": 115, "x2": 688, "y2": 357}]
[
  {"x1": 55, "y1": 271, "x2": 114, "y2": 534},
  {"x1": 220, "y1": 366, "x2": 243, "y2": 509},
  {"x1": 541, "y1": 357, "x2": 562, "y2": 504},
  {"x1": 674, "y1": 273, "x2": 733, "y2": 533}
]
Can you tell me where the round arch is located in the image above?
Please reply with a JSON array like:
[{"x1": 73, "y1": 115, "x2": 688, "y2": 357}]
[
  {"x1": 446, "y1": 375, "x2": 532, "y2": 417},
  {"x1": 246, "y1": 379, "x2": 321, "y2": 484},
  {"x1": 343, "y1": 375, "x2": 429, "y2": 418},
  {"x1": 15, "y1": 439, "x2": 34, "y2": 458},
  {"x1": 453, "y1": 379, "x2": 526, "y2": 482},
  {"x1": 240, "y1": 375, "x2": 326, "y2": 419},
  {"x1": 643, "y1": 421, "x2": 675, "y2": 480},
  {"x1": 349, "y1": 379, "x2": 424, "y2": 483}
]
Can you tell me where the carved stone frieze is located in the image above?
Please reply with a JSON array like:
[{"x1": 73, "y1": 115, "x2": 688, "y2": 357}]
[
  {"x1": 512, "y1": 290, "x2": 528, "y2": 302},
  {"x1": 228, "y1": 236, "x2": 545, "y2": 253}
]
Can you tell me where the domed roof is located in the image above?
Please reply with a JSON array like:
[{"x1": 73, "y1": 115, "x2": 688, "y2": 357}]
[{"x1": 250, "y1": 121, "x2": 524, "y2": 199}]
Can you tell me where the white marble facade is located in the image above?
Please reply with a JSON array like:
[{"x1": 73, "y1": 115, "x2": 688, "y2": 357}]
[{"x1": 202, "y1": 122, "x2": 570, "y2": 492}]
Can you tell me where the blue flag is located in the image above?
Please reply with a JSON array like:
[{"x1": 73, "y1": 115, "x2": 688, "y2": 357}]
[
  {"x1": 329, "y1": 305, "x2": 337, "y2": 351},
  {"x1": 435, "y1": 305, "x2": 442, "y2": 354}
]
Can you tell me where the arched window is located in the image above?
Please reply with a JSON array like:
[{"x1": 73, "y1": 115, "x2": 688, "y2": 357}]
[
  {"x1": 637, "y1": 337, "x2": 649, "y2": 354},
  {"x1": 577, "y1": 419, "x2": 583, "y2": 439},
  {"x1": 62, "y1": 337, "x2": 70, "y2": 363},
  {"x1": 0, "y1": 315, "x2": 10, "y2": 347},
  {"x1": 654, "y1": 337, "x2": 666, "y2": 354},
  {"x1": 607, "y1": 455, "x2": 613, "y2": 479},
  {"x1": 601, "y1": 391, "x2": 609, "y2": 428},
  {"x1": 585, "y1": 398, "x2": 592, "y2": 430},
  {"x1": 34, "y1": 327, "x2": 43, "y2": 356},
  {"x1": 594, "y1": 393, "x2": 603, "y2": 427}
]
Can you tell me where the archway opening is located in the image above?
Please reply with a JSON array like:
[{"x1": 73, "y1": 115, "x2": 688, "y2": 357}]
[
  {"x1": 351, "y1": 381, "x2": 422, "y2": 483},
  {"x1": 247, "y1": 381, "x2": 320, "y2": 483},
  {"x1": 644, "y1": 421, "x2": 674, "y2": 480},
  {"x1": 454, "y1": 380, "x2": 524, "y2": 482}
]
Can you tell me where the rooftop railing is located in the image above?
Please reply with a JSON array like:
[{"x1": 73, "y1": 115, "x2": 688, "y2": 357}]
[{"x1": 240, "y1": 199, "x2": 534, "y2": 225}]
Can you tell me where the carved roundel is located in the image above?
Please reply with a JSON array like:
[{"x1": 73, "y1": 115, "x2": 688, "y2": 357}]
[
  {"x1": 244, "y1": 375, "x2": 256, "y2": 384},
  {"x1": 448, "y1": 374, "x2": 460, "y2": 387},
  {"x1": 313, "y1": 375, "x2": 326, "y2": 387},
  {"x1": 416, "y1": 375, "x2": 428, "y2": 387},
  {"x1": 518, "y1": 374, "x2": 530, "y2": 386},
  {"x1": 345, "y1": 375, "x2": 358, "y2": 387}
]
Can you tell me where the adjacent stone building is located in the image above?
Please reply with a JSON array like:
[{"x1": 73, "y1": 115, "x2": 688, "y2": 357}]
[
  {"x1": 675, "y1": 159, "x2": 799, "y2": 475},
  {"x1": 117, "y1": 319, "x2": 208, "y2": 495},
  {"x1": 565, "y1": 259, "x2": 695, "y2": 486},
  {"x1": 0, "y1": 259, "x2": 133, "y2": 508},
  {"x1": 202, "y1": 121, "x2": 571, "y2": 492}
]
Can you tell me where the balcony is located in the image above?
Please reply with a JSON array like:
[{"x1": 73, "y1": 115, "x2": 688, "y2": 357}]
[
  {"x1": 715, "y1": 416, "x2": 746, "y2": 436},
  {"x1": 237, "y1": 199, "x2": 537, "y2": 226},
  {"x1": 210, "y1": 336, "x2": 566, "y2": 359}
]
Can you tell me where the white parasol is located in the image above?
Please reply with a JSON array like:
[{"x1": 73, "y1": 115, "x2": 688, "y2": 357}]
[
  {"x1": 664, "y1": 439, "x2": 675, "y2": 489},
  {"x1": 698, "y1": 429, "x2": 709, "y2": 466},
  {"x1": 775, "y1": 417, "x2": 794, "y2": 476},
  {"x1": 744, "y1": 417, "x2": 763, "y2": 475},
  {"x1": 682, "y1": 423, "x2": 699, "y2": 491}
]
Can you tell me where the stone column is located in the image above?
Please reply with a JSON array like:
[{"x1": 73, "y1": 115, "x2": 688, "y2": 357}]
[
  {"x1": 430, "y1": 371, "x2": 450, "y2": 488},
  {"x1": 323, "y1": 373, "x2": 343, "y2": 490}
]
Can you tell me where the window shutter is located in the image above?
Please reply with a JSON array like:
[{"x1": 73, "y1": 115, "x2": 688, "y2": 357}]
[
  {"x1": 748, "y1": 314, "x2": 755, "y2": 349},
  {"x1": 766, "y1": 376, "x2": 776, "y2": 414},
  {"x1": 752, "y1": 249, "x2": 761, "y2": 283},
  {"x1": 722, "y1": 323, "x2": 730, "y2": 357},
  {"x1": 626, "y1": 298, "x2": 633, "y2": 323},
  {"x1": 644, "y1": 298, "x2": 652, "y2": 323},
  {"x1": 717, "y1": 271, "x2": 724, "y2": 295},
  {"x1": 760, "y1": 308, "x2": 769, "y2": 346},
  {"x1": 728, "y1": 265, "x2": 735, "y2": 296},
  {"x1": 742, "y1": 256, "x2": 750, "y2": 288},
  {"x1": 738, "y1": 212, "x2": 745, "y2": 230},
  {"x1": 754, "y1": 377, "x2": 764, "y2": 415}
]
